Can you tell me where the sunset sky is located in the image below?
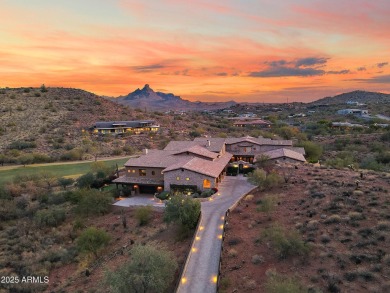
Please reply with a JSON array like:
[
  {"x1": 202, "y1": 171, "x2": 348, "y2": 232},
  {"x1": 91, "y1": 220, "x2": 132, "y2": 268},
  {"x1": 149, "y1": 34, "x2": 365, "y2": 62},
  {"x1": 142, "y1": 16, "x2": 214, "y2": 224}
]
[{"x1": 1, "y1": 0, "x2": 389, "y2": 102}]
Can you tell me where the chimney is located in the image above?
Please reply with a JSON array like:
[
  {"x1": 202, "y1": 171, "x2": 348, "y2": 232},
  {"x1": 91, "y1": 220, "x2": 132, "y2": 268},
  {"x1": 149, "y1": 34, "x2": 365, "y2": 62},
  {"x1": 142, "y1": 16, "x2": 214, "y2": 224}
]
[
  {"x1": 207, "y1": 140, "x2": 211, "y2": 147},
  {"x1": 143, "y1": 148, "x2": 148, "y2": 155}
]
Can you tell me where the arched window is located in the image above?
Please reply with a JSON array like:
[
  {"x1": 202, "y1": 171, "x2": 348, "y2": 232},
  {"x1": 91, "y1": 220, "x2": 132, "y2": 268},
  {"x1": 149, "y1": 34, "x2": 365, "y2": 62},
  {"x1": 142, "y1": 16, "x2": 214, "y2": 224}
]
[{"x1": 203, "y1": 179, "x2": 211, "y2": 189}]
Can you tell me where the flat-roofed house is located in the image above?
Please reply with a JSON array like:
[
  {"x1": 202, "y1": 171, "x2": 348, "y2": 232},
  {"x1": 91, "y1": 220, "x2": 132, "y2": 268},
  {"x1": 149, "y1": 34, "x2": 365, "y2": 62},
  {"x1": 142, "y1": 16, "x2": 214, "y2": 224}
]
[
  {"x1": 233, "y1": 119, "x2": 271, "y2": 128},
  {"x1": 93, "y1": 120, "x2": 160, "y2": 135}
]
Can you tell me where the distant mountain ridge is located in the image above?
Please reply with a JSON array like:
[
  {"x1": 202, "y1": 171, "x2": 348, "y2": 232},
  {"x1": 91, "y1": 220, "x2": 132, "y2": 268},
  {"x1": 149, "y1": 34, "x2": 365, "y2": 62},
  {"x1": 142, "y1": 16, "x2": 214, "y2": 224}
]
[
  {"x1": 114, "y1": 84, "x2": 236, "y2": 111},
  {"x1": 310, "y1": 90, "x2": 390, "y2": 105}
]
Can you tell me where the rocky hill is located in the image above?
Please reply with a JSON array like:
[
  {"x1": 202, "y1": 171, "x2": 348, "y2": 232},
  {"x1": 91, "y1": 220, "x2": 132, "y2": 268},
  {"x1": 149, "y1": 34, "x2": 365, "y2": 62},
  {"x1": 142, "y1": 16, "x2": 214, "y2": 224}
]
[
  {"x1": 0, "y1": 87, "x2": 137, "y2": 158},
  {"x1": 310, "y1": 90, "x2": 390, "y2": 105},
  {"x1": 114, "y1": 84, "x2": 236, "y2": 111}
]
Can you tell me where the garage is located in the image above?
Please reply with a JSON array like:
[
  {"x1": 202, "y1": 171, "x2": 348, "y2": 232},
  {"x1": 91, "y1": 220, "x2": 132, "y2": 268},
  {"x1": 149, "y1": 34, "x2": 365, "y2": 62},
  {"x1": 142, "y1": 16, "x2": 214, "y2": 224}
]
[{"x1": 139, "y1": 185, "x2": 159, "y2": 194}]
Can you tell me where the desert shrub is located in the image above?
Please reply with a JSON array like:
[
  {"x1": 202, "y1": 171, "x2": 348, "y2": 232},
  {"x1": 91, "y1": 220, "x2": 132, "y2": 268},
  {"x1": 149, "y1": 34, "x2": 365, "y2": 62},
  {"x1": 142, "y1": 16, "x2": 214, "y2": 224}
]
[
  {"x1": 248, "y1": 169, "x2": 283, "y2": 190},
  {"x1": 228, "y1": 237, "x2": 242, "y2": 246},
  {"x1": 76, "y1": 172, "x2": 95, "y2": 189},
  {"x1": 111, "y1": 148, "x2": 122, "y2": 156},
  {"x1": 156, "y1": 191, "x2": 169, "y2": 200},
  {"x1": 35, "y1": 208, "x2": 66, "y2": 228},
  {"x1": 58, "y1": 177, "x2": 74, "y2": 190},
  {"x1": 200, "y1": 189, "x2": 214, "y2": 198},
  {"x1": 377, "y1": 221, "x2": 390, "y2": 231},
  {"x1": 0, "y1": 186, "x2": 12, "y2": 200},
  {"x1": 297, "y1": 141, "x2": 323, "y2": 163},
  {"x1": 9, "y1": 140, "x2": 37, "y2": 150},
  {"x1": 40, "y1": 84, "x2": 48, "y2": 92},
  {"x1": 306, "y1": 220, "x2": 320, "y2": 231},
  {"x1": 265, "y1": 273, "x2": 306, "y2": 293},
  {"x1": 77, "y1": 227, "x2": 110, "y2": 257},
  {"x1": 244, "y1": 194, "x2": 254, "y2": 201},
  {"x1": 164, "y1": 194, "x2": 201, "y2": 231},
  {"x1": 135, "y1": 206, "x2": 153, "y2": 226},
  {"x1": 219, "y1": 277, "x2": 231, "y2": 291},
  {"x1": 348, "y1": 212, "x2": 365, "y2": 221},
  {"x1": 358, "y1": 228, "x2": 374, "y2": 238},
  {"x1": 251, "y1": 254, "x2": 264, "y2": 264},
  {"x1": 105, "y1": 244, "x2": 177, "y2": 293},
  {"x1": 227, "y1": 249, "x2": 238, "y2": 257},
  {"x1": 257, "y1": 195, "x2": 277, "y2": 215},
  {"x1": 18, "y1": 154, "x2": 34, "y2": 166},
  {"x1": 75, "y1": 189, "x2": 112, "y2": 217},
  {"x1": 47, "y1": 193, "x2": 67, "y2": 205},
  {"x1": 383, "y1": 254, "x2": 390, "y2": 266},
  {"x1": 324, "y1": 214, "x2": 342, "y2": 224},
  {"x1": 320, "y1": 234, "x2": 331, "y2": 244},
  {"x1": 261, "y1": 224, "x2": 310, "y2": 259}
]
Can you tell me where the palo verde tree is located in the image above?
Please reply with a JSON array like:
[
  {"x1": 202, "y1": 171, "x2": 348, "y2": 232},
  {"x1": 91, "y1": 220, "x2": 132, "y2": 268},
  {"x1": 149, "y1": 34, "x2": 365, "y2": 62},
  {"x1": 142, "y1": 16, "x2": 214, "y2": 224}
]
[
  {"x1": 77, "y1": 227, "x2": 110, "y2": 258},
  {"x1": 164, "y1": 194, "x2": 201, "y2": 231}
]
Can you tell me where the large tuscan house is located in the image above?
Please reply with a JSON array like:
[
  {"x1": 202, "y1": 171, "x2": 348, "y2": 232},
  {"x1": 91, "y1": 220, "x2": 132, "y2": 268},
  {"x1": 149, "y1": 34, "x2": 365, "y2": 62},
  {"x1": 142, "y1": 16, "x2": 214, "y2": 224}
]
[
  {"x1": 113, "y1": 136, "x2": 305, "y2": 194},
  {"x1": 93, "y1": 120, "x2": 160, "y2": 135}
]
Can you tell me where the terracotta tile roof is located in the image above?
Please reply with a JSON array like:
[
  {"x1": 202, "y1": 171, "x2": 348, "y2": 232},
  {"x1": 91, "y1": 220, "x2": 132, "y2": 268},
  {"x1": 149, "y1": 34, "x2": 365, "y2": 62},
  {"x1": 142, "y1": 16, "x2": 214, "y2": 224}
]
[
  {"x1": 258, "y1": 148, "x2": 306, "y2": 162},
  {"x1": 285, "y1": 147, "x2": 306, "y2": 155},
  {"x1": 172, "y1": 145, "x2": 218, "y2": 159},
  {"x1": 165, "y1": 139, "x2": 225, "y2": 153},
  {"x1": 124, "y1": 150, "x2": 190, "y2": 168},
  {"x1": 113, "y1": 176, "x2": 164, "y2": 185},
  {"x1": 162, "y1": 152, "x2": 232, "y2": 177},
  {"x1": 225, "y1": 136, "x2": 292, "y2": 146}
]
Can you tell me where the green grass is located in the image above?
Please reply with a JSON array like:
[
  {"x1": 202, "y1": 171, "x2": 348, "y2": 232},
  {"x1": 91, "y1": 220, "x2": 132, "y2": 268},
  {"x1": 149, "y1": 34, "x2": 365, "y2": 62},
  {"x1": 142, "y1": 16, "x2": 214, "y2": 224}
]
[{"x1": 0, "y1": 158, "x2": 129, "y2": 186}]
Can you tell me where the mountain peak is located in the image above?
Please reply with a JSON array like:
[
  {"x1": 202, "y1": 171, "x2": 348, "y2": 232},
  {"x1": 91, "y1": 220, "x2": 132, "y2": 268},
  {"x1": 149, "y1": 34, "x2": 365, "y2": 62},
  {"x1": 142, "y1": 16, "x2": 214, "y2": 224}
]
[{"x1": 142, "y1": 84, "x2": 151, "y2": 91}]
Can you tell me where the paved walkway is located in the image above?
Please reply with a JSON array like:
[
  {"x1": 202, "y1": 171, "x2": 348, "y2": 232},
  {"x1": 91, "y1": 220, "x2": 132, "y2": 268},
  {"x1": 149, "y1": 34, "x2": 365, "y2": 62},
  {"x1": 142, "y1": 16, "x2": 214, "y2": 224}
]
[
  {"x1": 113, "y1": 195, "x2": 164, "y2": 208},
  {"x1": 177, "y1": 175, "x2": 256, "y2": 293}
]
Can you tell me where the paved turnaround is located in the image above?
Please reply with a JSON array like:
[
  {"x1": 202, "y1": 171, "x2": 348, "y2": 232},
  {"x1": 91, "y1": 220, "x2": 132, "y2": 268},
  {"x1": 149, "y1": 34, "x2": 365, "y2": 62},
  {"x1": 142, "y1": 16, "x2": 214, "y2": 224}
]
[{"x1": 177, "y1": 175, "x2": 255, "y2": 293}]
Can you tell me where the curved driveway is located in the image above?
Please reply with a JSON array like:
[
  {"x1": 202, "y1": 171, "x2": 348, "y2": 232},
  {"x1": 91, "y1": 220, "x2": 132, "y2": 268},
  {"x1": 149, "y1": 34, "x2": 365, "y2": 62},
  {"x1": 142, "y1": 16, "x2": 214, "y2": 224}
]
[{"x1": 177, "y1": 175, "x2": 255, "y2": 293}]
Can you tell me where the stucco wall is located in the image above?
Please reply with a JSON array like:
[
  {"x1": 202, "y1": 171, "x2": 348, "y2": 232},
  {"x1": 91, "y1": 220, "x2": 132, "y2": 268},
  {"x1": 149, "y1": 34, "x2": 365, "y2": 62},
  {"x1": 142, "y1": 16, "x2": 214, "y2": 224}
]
[
  {"x1": 125, "y1": 167, "x2": 164, "y2": 180},
  {"x1": 270, "y1": 157, "x2": 304, "y2": 164},
  {"x1": 163, "y1": 169, "x2": 216, "y2": 192}
]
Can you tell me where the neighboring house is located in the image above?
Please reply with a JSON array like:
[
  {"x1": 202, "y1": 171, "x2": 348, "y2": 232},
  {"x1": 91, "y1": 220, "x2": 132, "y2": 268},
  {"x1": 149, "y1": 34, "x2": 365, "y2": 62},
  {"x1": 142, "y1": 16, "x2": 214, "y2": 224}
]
[
  {"x1": 331, "y1": 122, "x2": 366, "y2": 128},
  {"x1": 337, "y1": 109, "x2": 368, "y2": 115},
  {"x1": 347, "y1": 101, "x2": 366, "y2": 106},
  {"x1": 233, "y1": 119, "x2": 271, "y2": 128},
  {"x1": 258, "y1": 148, "x2": 306, "y2": 164},
  {"x1": 93, "y1": 120, "x2": 160, "y2": 135},
  {"x1": 113, "y1": 136, "x2": 306, "y2": 194}
]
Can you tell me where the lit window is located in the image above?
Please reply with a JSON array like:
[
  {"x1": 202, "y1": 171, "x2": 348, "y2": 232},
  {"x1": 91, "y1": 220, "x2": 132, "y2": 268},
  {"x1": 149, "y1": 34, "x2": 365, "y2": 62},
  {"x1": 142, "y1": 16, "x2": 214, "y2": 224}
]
[
  {"x1": 186, "y1": 177, "x2": 190, "y2": 181},
  {"x1": 127, "y1": 170, "x2": 130, "y2": 173},
  {"x1": 139, "y1": 169, "x2": 146, "y2": 176},
  {"x1": 176, "y1": 177, "x2": 180, "y2": 181},
  {"x1": 132, "y1": 170, "x2": 135, "y2": 173}
]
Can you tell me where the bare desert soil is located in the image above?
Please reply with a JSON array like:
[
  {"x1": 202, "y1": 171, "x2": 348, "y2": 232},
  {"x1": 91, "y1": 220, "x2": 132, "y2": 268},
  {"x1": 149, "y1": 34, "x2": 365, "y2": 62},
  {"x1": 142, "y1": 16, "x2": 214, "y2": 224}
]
[
  {"x1": 220, "y1": 165, "x2": 390, "y2": 293},
  {"x1": 46, "y1": 207, "x2": 191, "y2": 293}
]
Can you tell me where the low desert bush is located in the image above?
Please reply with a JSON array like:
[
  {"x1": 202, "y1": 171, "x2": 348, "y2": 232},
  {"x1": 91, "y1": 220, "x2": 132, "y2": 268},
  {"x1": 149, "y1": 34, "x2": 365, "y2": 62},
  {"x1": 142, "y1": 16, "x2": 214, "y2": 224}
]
[
  {"x1": 135, "y1": 206, "x2": 153, "y2": 226},
  {"x1": 348, "y1": 212, "x2": 365, "y2": 221},
  {"x1": 261, "y1": 224, "x2": 310, "y2": 259},
  {"x1": 324, "y1": 214, "x2": 342, "y2": 224},
  {"x1": 265, "y1": 273, "x2": 306, "y2": 293},
  {"x1": 35, "y1": 208, "x2": 66, "y2": 228}
]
